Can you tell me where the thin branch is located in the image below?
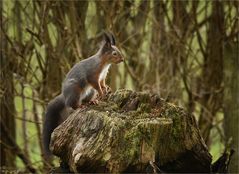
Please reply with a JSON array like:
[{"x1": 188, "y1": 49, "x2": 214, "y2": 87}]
[
  {"x1": 26, "y1": 27, "x2": 43, "y2": 44},
  {"x1": 15, "y1": 116, "x2": 42, "y2": 124},
  {"x1": 123, "y1": 61, "x2": 143, "y2": 88},
  {"x1": 0, "y1": 120, "x2": 36, "y2": 173}
]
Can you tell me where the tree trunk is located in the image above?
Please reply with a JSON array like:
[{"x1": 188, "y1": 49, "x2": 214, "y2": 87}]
[
  {"x1": 223, "y1": 42, "x2": 239, "y2": 173},
  {"x1": 199, "y1": 0, "x2": 224, "y2": 145},
  {"x1": 0, "y1": 0, "x2": 16, "y2": 167},
  {"x1": 50, "y1": 89, "x2": 212, "y2": 173}
]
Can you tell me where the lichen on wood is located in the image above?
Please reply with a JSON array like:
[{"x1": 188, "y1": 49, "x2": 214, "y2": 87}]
[{"x1": 50, "y1": 89, "x2": 212, "y2": 173}]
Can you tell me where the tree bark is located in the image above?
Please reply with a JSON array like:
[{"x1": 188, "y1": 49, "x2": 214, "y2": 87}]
[
  {"x1": 199, "y1": 0, "x2": 224, "y2": 145},
  {"x1": 223, "y1": 42, "x2": 239, "y2": 173},
  {"x1": 0, "y1": 0, "x2": 16, "y2": 168},
  {"x1": 50, "y1": 89, "x2": 212, "y2": 173}
]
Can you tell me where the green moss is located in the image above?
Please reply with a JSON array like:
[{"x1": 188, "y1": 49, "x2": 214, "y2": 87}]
[
  {"x1": 108, "y1": 89, "x2": 134, "y2": 105},
  {"x1": 151, "y1": 103, "x2": 187, "y2": 153},
  {"x1": 138, "y1": 91, "x2": 151, "y2": 103},
  {"x1": 106, "y1": 90, "x2": 193, "y2": 155},
  {"x1": 123, "y1": 126, "x2": 142, "y2": 163},
  {"x1": 137, "y1": 103, "x2": 151, "y2": 113}
]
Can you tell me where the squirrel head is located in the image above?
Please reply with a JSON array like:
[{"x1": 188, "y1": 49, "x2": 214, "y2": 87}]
[{"x1": 99, "y1": 32, "x2": 124, "y2": 64}]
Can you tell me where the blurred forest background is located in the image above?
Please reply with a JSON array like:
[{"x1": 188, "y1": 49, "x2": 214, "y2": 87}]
[{"x1": 0, "y1": 0, "x2": 238, "y2": 173}]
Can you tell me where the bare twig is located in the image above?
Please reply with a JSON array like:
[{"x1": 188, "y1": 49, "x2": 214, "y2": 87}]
[{"x1": 0, "y1": 120, "x2": 36, "y2": 173}]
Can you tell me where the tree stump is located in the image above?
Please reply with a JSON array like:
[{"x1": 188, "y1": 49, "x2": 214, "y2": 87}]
[{"x1": 50, "y1": 89, "x2": 212, "y2": 173}]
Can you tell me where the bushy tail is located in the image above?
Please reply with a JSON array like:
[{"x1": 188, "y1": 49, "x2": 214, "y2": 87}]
[{"x1": 43, "y1": 94, "x2": 65, "y2": 158}]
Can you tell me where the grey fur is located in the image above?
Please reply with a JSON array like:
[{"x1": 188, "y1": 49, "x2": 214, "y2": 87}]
[
  {"x1": 43, "y1": 94, "x2": 65, "y2": 157},
  {"x1": 62, "y1": 55, "x2": 102, "y2": 108}
]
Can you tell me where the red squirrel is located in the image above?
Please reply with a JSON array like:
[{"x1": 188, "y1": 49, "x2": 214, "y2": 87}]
[{"x1": 42, "y1": 32, "x2": 124, "y2": 158}]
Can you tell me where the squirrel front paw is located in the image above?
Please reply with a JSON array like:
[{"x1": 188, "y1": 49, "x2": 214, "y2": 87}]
[
  {"x1": 89, "y1": 99, "x2": 99, "y2": 105},
  {"x1": 102, "y1": 85, "x2": 111, "y2": 95},
  {"x1": 77, "y1": 104, "x2": 87, "y2": 109},
  {"x1": 101, "y1": 85, "x2": 107, "y2": 93}
]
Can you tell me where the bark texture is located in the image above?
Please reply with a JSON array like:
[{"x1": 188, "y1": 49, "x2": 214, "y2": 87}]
[
  {"x1": 0, "y1": 0, "x2": 16, "y2": 167},
  {"x1": 50, "y1": 89, "x2": 212, "y2": 173},
  {"x1": 223, "y1": 42, "x2": 239, "y2": 173}
]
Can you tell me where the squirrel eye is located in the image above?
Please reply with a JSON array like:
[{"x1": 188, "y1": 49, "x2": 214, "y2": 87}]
[{"x1": 112, "y1": 51, "x2": 117, "y2": 56}]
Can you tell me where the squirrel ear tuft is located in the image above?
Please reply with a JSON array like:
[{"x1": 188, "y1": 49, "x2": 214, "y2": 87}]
[
  {"x1": 103, "y1": 32, "x2": 111, "y2": 45},
  {"x1": 101, "y1": 32, "x2": 111, "y2": 52},
  {"x1": 110, "y1": 33, "x2": 116, "y2": 45}
]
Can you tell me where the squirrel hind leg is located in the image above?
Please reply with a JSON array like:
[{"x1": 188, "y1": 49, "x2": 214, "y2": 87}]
[
  {"x1": 82, "y1": 88, "x2": 97, "y2": 104},
  {"x1": 64, "y1": 90, "x2": 81, "y2": 110},
  {"x1": 63, "y1": 82, "x2": 85, "y2": 109}
]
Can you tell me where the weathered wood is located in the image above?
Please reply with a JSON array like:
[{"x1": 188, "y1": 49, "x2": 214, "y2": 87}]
[{"x1": 50, "y1": 89, "x2": 212, "y2": 173}]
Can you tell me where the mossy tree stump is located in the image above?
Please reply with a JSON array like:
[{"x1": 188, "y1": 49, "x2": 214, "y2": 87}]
[{"x1": 50, "y1": 89, "x2": 212, "y2": 173}]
